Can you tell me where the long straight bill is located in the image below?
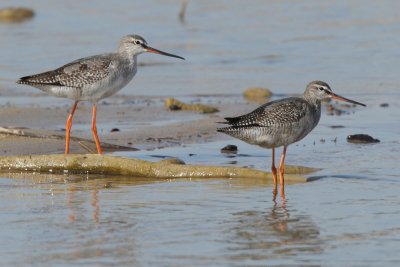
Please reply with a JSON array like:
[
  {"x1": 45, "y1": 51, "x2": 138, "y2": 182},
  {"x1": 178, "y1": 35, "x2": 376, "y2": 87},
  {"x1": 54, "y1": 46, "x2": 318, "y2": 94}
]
[
  {"x1": 330, "y1": 93, "x2": 366, "y2": 107},
  {"x1": 145, "y1": 46, "x2": 185, "y2": 60}
]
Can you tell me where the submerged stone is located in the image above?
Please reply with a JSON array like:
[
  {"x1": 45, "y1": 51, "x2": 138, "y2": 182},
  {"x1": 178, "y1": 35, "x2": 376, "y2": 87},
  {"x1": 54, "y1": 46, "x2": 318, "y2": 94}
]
[{"x1": 380, "y1": 103, "x2": 389, "y2": 108}]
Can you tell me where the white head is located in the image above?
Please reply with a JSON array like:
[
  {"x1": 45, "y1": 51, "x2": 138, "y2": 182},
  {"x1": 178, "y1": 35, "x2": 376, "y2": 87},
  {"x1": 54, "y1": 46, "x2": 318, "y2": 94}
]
[
  {"x1": 304, "y1": 80, "x2": 365, "y2": 106},
  {"x1": 118, "y1": 34, "x2": 185, "y2": 60}
]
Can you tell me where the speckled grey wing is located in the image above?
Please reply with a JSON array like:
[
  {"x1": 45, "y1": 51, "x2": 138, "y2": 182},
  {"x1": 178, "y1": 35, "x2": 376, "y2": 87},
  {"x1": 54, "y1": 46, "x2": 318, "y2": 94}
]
[
  {"x1": 17, "y1": 54, "x2": 114, "y2": 88},
  {"x1": 223, "y1": 98, "x2": 308, "y2": 127}
]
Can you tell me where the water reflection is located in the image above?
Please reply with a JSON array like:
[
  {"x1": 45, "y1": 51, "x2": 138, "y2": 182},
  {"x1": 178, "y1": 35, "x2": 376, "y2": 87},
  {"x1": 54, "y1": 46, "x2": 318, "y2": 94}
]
[
  {"x1": 227, "y1": 198, "x2": 322, "y2": 261},
  {"x1": 67, "y1": 182, "x2": 100, "y2": 224},
  {"x1": 91, "y1": 187, "x2": 100, "y2": 224},
  {"x1": 67, "y1": 183, "x2": 76, "y2": 222}
]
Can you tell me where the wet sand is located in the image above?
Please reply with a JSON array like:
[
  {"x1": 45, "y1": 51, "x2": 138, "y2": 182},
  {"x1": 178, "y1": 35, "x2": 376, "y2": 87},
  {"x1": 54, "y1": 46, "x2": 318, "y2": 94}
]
[{"x1": 0, "y1": 94, "x2": 259, "y2": 156}]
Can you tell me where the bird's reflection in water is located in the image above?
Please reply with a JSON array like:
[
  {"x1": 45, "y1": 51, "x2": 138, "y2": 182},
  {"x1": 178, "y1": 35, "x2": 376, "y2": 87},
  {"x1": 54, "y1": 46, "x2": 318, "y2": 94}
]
[
  {"x1": 67, "y1": 183, "x2": 76, "y2": 223},
  {"x1": 64, "y1": 175, "x2": 158, "y2": 224},
  {"x1": 272, "y1": 190, "x2": 289, "y2": 233},
  {"x1": 227, "y1": 196, "x2": 322, "y2": 261},
  {"x1": 66, "y1": 181, "x2": 100, "y2": 224},
  {"x1": 272, "y1": 186, "x2": 286, "y2": 206},
  {"x1": 92, "y1": 187, "x2": 100, "y2": 224}
]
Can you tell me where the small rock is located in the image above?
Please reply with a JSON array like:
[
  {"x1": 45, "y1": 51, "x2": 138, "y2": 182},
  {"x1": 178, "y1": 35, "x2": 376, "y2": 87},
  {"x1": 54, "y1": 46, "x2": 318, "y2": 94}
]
[
  {"x1": 0, "y1": 7, "x2": 34, "y2": 23},
  {"x1": 380, "y1": 103, "x2": 389, "y2": 108},
  {"x1": 330, "y1": 125, "x2": 345, "y2": 129},
  {"x1": 347, "y1": 134, "x2": 380, "y2": 144},
  {"x1": 243, "y1": 87, "x2": 273, "y2": 103},
  {"x1": 165, "y1": 98, "x2": 219, "y2": 113},
  {"x1": 221, "y1": 144, "x2": 238, "y2": 154},
  {"x1": 110, "y1": 128, "x2": 120, "y2": 132}
]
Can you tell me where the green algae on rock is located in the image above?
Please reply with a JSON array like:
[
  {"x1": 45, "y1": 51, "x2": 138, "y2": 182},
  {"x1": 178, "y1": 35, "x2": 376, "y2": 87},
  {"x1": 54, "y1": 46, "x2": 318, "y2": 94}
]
[{"x1": 0, "y1": 154, "x2": 317, "y2": 182}]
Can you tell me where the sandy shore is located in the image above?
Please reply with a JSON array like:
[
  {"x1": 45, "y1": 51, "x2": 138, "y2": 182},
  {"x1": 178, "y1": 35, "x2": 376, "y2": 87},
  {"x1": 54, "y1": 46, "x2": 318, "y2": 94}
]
[{"x1": 0, "y1": 94, "x2": 260, "y2": 156}]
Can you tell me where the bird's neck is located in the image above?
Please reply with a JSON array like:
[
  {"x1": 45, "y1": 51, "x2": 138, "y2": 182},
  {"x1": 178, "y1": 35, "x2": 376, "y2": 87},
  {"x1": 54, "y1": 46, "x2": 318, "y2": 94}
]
[
  {"x1": 304, "y1": 96, "x2": 322, "y2": 115},
  {"x1": 118, "y1": 51, "x2": 137, "y2": 68},
  {"x1": 117, "y1": 45, "x2": 138, "y2": 65}
]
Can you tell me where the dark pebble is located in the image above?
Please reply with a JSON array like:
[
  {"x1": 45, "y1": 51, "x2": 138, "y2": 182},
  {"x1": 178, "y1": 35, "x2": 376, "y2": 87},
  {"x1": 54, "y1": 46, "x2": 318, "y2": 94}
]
[
  {"x1": 347, "y1": 134, "x2": 380, "y2": 144},
  {"x1": 103, "y1": 182, "x2": 112, "y2": 188},
  {"x1": 380, "y1": 103, "x2": 389, "y2": 107},
  {"x1": 110, "y1": 128, "x2": 120, "y2": 132},
  {"x1": 330, "y1": 125, "x2": 345, "y2": 129},
  {"x1": 221, "y1": 144, "x2": 238, "y2": 154},
  {"x1": 168, "y1": 104, "x2": 181, "y2": 111},
  {"x1": 101, "y1": 101, "x2": 111, "y2": 105}
]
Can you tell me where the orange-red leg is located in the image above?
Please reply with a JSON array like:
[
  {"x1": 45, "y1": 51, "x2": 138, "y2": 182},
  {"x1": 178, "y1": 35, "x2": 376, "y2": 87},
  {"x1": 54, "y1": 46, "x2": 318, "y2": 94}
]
[
  {"x1": 91, "y1": 104, "x2": 102, "y2": 154},
  {"x1": 279, "y1": 145, "x2": 287, "y2": 196},
  {"x1": 271, "y1": 147, "x2": 278, "y2": 200},
  {"x1": 271, "y1": 147, "x2": 278, "y2": 185},
  {"x1": 65, "y1": 101, "x2": 78, "y2": 155}
]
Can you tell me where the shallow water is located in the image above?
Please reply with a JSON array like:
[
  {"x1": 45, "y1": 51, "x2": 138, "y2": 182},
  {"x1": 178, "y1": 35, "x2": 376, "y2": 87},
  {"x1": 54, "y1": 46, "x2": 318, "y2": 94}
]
[
  {"x1": 1, "y1": 100, "x2": 400, "y2": 266},
  {"x1": 1, "y1": 0, "x2": 400, "y2": 266}
]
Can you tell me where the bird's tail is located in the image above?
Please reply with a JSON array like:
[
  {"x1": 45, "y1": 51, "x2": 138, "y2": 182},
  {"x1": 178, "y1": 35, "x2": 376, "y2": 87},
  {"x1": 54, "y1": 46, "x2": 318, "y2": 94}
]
[{"x1": 217, "y1": 126, "x2": 241, "y2": 134}]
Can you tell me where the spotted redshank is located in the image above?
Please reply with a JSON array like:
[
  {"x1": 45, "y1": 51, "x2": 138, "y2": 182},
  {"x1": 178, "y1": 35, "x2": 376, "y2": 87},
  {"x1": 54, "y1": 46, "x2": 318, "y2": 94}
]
[
  {"x1": 17, "y1": 35, "x2": 184, "y2": 155},
  {"x1": 217, "y1": 81, "x2": 366, "y2": 195}
]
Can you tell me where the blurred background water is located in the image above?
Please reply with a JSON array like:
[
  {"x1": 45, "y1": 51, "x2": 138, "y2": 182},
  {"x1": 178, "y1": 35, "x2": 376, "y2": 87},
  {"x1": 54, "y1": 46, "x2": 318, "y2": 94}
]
[
  {"x1": 1, "y1": 0, "x2": 400, "y2": 266},
  {"x1": 1, "y1": 0, "x2": 400, "y2": 98}
]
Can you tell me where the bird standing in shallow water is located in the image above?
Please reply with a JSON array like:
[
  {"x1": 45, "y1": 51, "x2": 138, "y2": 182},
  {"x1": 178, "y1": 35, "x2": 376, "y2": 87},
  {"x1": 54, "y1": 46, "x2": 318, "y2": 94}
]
[
  {"x1": 217, "y1": 81, "x2": 366, "y2": 196},
  {"x1": 17, "y1": 34, "x2": 184, "y2": 155}
]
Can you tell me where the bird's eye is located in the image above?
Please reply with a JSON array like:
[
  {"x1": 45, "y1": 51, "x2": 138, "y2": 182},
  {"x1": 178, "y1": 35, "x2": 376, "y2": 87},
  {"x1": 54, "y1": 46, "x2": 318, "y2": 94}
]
[
  {"x1": 318, "y1": 87, "x2": 324, "y2": 91},
  {"x1": 134, "y1": 40, "x2": 141, "y2": 45}
]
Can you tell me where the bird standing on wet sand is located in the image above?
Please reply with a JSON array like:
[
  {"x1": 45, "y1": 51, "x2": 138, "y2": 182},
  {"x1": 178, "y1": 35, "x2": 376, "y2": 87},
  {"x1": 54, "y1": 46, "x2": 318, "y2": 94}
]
[
  {"x1": 217, "y1": 81, "x2": 366, "y2": 196},
  {"x1": 17, "y1": 35, "x2": 185, "y2": 155}
]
